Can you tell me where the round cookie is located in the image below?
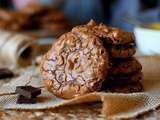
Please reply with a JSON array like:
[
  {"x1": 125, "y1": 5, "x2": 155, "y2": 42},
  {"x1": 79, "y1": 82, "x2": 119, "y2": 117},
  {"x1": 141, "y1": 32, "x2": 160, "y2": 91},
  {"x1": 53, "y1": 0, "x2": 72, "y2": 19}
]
[
  {"x1": 72, "y1": 24, "x2": 94, "y2": 36},
  {"x1": 109, "y1": 57, "x2": 142, "y2": 75},
  {"x1": 40, "y1": 11, "x2": 66, "y2": 23},
  {"x1": 72, "y1": 20, "x2": 135, "y2": 45},
  {"x1": 20, "y1": 4, "x2": 49, "y2": 16},
  {"x1": 0, "y1": 10, "x2": 13, "y2": 21},
  {"x1": 110, "y1": 44, "x2": 136, "y2": 58},
  {"x1": 0, "y1": 9, "x2": 31, "y2": 31},
  {"x1": 41, "y1": 22, "x2": 68, "y2": 31},
  {"x1": 93, "y1": 23, "x2": 135, "y2": 45},
  {"x1": 40, "y1": 32, "x2": 109, "y2": 99},
  {"x1": 108, "y1": 71, "x2": 142, "y2": 83},
  {"x1": 101, "y1": 71, "x2": 142, "y2": 90},
  {"x1": 104, "y1": 82, "x2": 143, "y2": 93}
]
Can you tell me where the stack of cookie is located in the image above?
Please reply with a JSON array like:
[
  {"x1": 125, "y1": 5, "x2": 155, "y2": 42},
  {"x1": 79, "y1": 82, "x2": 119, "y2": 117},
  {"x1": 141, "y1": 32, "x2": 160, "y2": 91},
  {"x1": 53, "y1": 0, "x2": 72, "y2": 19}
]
[
  {"x1": 72, "y1": 20, "x2": 143, "y2": 93},
  {"x1": 103, "y1": 58, "x2": 143, "y2": 93},
  {"x1": 0, "y1": 4, "x2": 69, "y2": 32},
  {"x1": 0, "y1": 9, "x2": 31, "y2": 31},
  {"x1": 40, "y1": 20, "x2": 143, "y2": 99},
  {"x1": 20, "y1": 4, "x2": 69, "y2": 31}
]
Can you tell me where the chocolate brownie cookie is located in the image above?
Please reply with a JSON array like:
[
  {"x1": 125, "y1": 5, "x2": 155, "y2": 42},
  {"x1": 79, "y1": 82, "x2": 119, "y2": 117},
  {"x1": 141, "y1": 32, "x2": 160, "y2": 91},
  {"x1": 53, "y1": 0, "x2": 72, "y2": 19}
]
[
  {"x1": 108, "y1": 71, "x2": 142, "y2": 83},
  {"x1": 110, "y1": 57, "x2": 142, "y2": 75},
  {"x1": 110, "y1": 44, "x2": 136, "y2": 58},
  {"x1": 101, "y1": 71, "x2": 143, "y2": 90},
  {"x1": 20, "y1": 4, "x2": 49, "y2": 16},
  {"x1": 0, "y1": 10, "x2": 13, "y2": 21},
  {"x1": 72, "y1": 25, "x2": 94, "y2": 36},
  {"x1": 72, "y1": 25, "x2": 136, "y2": 59},
  {"x1": 40, "y1": 11, "x2": 66, "y2": 23},
  {"x1": 41, "y1": 22, "x2": 68, "y2": 31},
  {"x1": 93, "y1": 23, "x2": 135, "y2": 45},
  {"x1": 104, "y1": 81, "x2": 143, "y2": 93},
  {"x1": 0, "y1": 10, "x2": 31, "y2": 31},
  {"x1": 40, "y1": 32, "x2": 109, "y2": 99},
  {"x1": 72, "y1": 20, "x2": 135, "y2": 46}
]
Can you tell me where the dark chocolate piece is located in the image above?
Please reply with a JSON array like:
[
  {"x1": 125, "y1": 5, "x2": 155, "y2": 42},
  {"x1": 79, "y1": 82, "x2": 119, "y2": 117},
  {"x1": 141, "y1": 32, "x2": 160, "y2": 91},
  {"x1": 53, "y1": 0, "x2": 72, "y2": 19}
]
[
  {"x1": 16, "y1": 86, "x2": 41, "y2": 98},
  {"x1": 17, "y1": 95, "x2": 36, "y2": 104},
  {"x1": 0, "y1": 68, "x2": 14, "y2": 79}
]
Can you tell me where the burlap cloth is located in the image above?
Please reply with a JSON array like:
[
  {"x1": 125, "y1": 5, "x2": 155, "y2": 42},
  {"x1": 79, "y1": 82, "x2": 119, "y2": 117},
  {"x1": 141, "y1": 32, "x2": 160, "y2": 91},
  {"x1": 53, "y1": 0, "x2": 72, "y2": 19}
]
[{"x1": 0, "y1": 56, "x2": 160, "y2": 119}]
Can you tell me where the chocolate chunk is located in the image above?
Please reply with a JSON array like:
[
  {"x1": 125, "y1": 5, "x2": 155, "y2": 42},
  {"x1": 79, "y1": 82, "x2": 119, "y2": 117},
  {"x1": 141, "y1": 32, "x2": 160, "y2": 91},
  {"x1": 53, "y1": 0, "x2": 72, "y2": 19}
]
[
  {"x1": 16, "y1": 86, "x2": 41, "y2": 98},
  {"x1": 0, "y1": 68, "x2": 14, "y2": 79},
  {"x1": 17, "y1": 95, "x2": 36, "y2": 104}
]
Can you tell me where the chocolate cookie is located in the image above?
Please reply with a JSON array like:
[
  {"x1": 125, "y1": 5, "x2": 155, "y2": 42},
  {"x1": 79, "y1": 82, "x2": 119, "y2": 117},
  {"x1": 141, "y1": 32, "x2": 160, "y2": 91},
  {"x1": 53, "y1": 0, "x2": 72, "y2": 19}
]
[
  {"x1": 110, "y1": 57, "x2": 142, "y2": 75},
  {"x1": 101, "y1": 72, "x2": 143, "y2": 90},
  {"x1": 40, "y1": 32, "x2": 109, "y2": 99},
  {"x1": 108, "y1": 71, "x2": 142, "y2": 83},
  {"x1": 40, "y1": 11, "x2": 66, "y2": 23},
  {"x1": 110, "y1": 44, "x2": 136, "y2": 58},
  {"x1": 20, "y1": 4, "x2": 49, "y2": 16},
  {"x1": 93, "y1": 23, "x2": 135, "y2": 45},
  {"x1": 41, "y1": 22, "x2": 68, "y2": 31},
  {"x1": 72, "y1": 20, "x2": 135, "y2": 45},
  {"x1": 0, "y1": 10, "x2": 31, "y2": 31},
  {"x1": 0, "y1": 10, "x2": 13, "y2": 21},
  {"x1": 104, "y1": 82, "x2": 143, "y2": 93}
]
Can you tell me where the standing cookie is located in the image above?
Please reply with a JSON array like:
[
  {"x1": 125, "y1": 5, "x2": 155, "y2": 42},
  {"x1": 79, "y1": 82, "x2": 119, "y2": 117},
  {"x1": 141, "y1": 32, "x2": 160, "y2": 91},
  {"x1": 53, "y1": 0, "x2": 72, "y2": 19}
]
[{"x1": 40, "y1": 32, "x2": 109, "y2": 99}]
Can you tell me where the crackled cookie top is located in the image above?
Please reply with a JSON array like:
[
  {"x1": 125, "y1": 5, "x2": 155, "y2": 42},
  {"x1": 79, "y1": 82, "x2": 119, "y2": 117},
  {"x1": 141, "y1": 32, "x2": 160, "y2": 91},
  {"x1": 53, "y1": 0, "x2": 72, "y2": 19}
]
[
  {"x1": 72, "y1": 20, "x2": 135, "y2": 45},
  {"x1": 40, "y1": 32, "x2": 109, "y2": 99},
  {"x1": 93, "y1": 23, "x2": 135, "y2": 45}
]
